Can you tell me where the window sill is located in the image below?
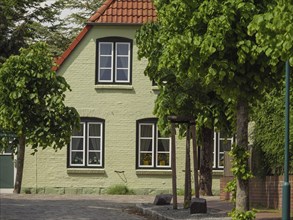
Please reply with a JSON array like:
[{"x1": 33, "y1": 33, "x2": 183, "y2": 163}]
[
  {"x1": 136, "y1": 169, "x2": 172, "y2": 175},
  {"x1": 67, "y1": 168, "x2": 105, "y2": 174},
  {"x1": 152, "y1": 86, "x2": 159, "y2": 91},
  {"x1": 95, "y1": 85, "x2": 134, "y2": 90},
  {"x1": 212, "y1": 170, "x2": 224, "y2": 176}
]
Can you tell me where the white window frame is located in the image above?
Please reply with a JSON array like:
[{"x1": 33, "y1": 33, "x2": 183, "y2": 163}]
[
  {"x1": 213, "y1": 132, "x2": 217, "y2": 169},
  {"x1": 217, "y1": 133, "x2": 234, "y2": 169},
  {"x1": 137, "y1": 121, "x2": 171, "y2": 169},
  {"x1": 138, "y1": 123, "x2": 155, "y2": 168},
  {"x1": 87, "y1": 122, "x2": 103, "y2": 167},
  {"x1": 97, "y1": 40, "x2": 131, "y2": 84},
  {"x1": 98, "y1": 42, "x2": 114, "y2": 83},
  {"x1": 115, "y1": 42, "x2": 130, "y2": 83},
  {"x1": 212, "y1": 132, "x2": 234, "y2": 169},
  {"x1": 69, "y1": 119, "x2": 104, "y2": 168},
  {"x1": 156, "y1": 130, "x2": 171, "y2": 168},
  {"x1": 69, "y1": 122, "x2": 85, "y2": 167}
]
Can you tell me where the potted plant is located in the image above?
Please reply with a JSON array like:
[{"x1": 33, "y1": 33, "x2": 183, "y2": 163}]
[
  {"x1": 143, "y1": 153, "x2": 152, "y2": 165},
  {"x1": 89, "y1": 156, "x2": 99, "y2": 164},
  {"x1": 158, "y1": 154, "x2": 169, "y2": 166}
]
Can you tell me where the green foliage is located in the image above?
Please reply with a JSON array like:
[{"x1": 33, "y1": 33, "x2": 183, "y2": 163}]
[
  {"x1": 228, "y1": 208, "x2": 257, "y2": 220},
  {"x1": 252, "y1": 88, "x2": 293, "y2": 175},
  {"x1": 226, "y1": 179, "x2": 257, "y2": 220},
  {"x1": 0, "y1": 0, "x2": 70, "y2": 62},
  {"x1": 136, "y1": 0, "x2": 286, "y2": 215},
  {"x1": 229, "y1": 146, "x2": 253, "y2": 181},
  {"x1": 225, "y1": 178, "x2": 236, "y2": 203},
  {"x1": 61, "y1": 0, "x2": 104, "y2": 26},
  {"x1": 248, "y1": 1, "x2": 293, "y2": 66},
  {"x1": 136, "y1": 1, "x2": 234, "y2": 139},
  {"x1": 225, "y1": 169, "x2": 256, "y2": 217},
  {"x1": 0, "y1": 42, "x2": 80, "y2": 152},
  {"x1": 106, "y1": 184, "x2": 135, "y2": 195}
]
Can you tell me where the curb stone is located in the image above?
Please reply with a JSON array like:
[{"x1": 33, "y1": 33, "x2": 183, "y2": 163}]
[{"x1": 136, "y1": 203, "x2": 231, "y2": 220}]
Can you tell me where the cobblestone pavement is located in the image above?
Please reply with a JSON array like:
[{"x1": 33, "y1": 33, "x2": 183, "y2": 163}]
[
  {"x1": 0, "y1": 194, "x2": 155, "y2": 220},
  {"x1": 0, "y1": 194, "x2": 284, "y2": 220}
]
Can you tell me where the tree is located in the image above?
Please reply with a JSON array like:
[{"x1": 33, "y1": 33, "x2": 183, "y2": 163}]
[
  {"x1": 0, "y1": 0, "x2": 70, "y2": 63},
  {"x1": 0, "y1": 42, "x2": 79, "y2": 193},
  {"x1": 137, "y1": 0, "x2": 283, "y2": 216},
  {"x1": 248, "y1": 1, "x2": 293, "y2": 66},
  {"x1": 247, "y1": 2, "x2": 293, "y2": 174},
  {"x1": 252, "y1": 88, "x2": 293, "y2": 175},
  {"x1": 136, "y1": 20, "x2": 233, "y2": 198},
  {"x1": 60, "y1": 0, "x2": 104, "y2": 38}
]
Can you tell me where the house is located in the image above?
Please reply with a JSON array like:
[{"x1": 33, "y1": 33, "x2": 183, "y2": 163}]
[{"x1": 0, "y1": 0, "x2": 232, "y2": 195}]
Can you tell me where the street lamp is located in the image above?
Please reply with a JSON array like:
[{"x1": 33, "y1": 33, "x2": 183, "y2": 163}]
[{"x1": 282, "y1": 60, "x2": 291, "y2": 220}]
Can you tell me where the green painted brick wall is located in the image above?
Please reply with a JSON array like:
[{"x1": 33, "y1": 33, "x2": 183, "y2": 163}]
[{"x1": 22, "y1": 25, "x2": 221, "y2": 194}]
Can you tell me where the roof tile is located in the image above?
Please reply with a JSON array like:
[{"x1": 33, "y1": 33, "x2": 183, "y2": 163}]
[
  {"x1": 56, "y1": 0, "x2": 156, "y2": 70},
  {"x1": 89, "y1": 0, "x2": 156, "y2": 24}
]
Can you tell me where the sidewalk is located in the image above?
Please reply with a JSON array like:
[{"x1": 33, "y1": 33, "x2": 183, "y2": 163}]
[{"x1": 136, "y1": 196, "x2": 283, "y2": 220}]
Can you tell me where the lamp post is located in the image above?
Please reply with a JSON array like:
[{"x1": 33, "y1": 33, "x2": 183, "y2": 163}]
[{"x1": 282, "y1": 60, "x2": 291, "y2": 220}]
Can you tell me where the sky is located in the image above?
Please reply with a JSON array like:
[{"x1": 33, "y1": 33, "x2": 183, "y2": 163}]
[{"x1": 45, "y1": 0, "x2": 73, "y2": 19}]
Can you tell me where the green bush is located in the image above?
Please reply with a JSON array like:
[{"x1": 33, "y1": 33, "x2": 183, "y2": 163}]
[
  {"x1": 252, "y1": 88, "x2": 293, "y2": 175},
  {"x1": 228, "y1": 209, "x2": 257, "y2": 220},
  {"x1": 106, "y1": 184, "x2": 135, "y2": 195}
]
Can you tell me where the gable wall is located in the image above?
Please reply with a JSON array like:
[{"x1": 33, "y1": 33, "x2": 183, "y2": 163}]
[{"x1": 22, "y1": 25, "x2": 191, "y2": 194}]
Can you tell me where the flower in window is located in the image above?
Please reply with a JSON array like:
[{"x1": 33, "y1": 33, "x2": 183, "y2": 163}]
[
  {"x1": 142, "y1": 153, "x2": 152, "y2": 165},
  {"x1": 158, "y1": 153, "x2": 169, "y2": 166}
]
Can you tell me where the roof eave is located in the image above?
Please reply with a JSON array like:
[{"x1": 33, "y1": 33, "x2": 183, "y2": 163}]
[{"x1": 86, "y1": 22, "x2": 144, "y2": 26}]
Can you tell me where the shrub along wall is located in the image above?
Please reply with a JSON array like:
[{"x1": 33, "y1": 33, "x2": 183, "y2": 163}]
[{"x1": 220, "y1": 175, "x2": 293, "y2": 211}]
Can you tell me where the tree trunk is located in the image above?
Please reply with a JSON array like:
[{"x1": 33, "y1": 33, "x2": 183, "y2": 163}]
[
  {"x1": 199, "y1": 126, "x2": 213, "y2": 196},
  {"x1": 184, "y1": 124, "x2": 191, "y2": 209},
  {"x1": 191, "y1": 123, "x2": 199, "y2": 198},
  {"x1": 171, "y1": 122, "x2": 177, "y2": 209},
  {"x1": 236, "y1": 98, "x2": 249, "y2": 211},
  {"x1": 13, "y1": 135, "x2": 25, "y2": 194}
]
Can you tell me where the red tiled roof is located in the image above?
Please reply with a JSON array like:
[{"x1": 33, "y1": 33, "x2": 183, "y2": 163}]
[
  {"x1": 55, "y1": 0, "x2": 156, "y2": 71},
  {"x1": 89, "y1": 0, "x2": 156, "y2": 24}
]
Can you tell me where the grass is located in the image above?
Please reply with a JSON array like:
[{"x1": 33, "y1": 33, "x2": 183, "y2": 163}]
[{"x1": 106, "y1": 184, "x2": 135, "y2": 195}]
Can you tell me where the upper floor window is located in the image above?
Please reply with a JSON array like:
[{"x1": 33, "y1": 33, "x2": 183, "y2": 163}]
[
  {"x1": 68, "y1": 117, "x2": 105, "y2": 168},
  {"x1": 96, "y1": 37, "x2": 132, "y2": 84},
  {"x1": 136, "y1": 118, "x2": 171, "y2": 169}
]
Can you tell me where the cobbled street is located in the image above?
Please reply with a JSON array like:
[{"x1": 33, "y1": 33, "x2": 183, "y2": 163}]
[{"x1": 0, "y1": 194, "x2": 154, "y2": 220}]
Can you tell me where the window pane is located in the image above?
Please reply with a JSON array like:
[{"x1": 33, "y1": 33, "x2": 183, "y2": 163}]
[
  {"x1": 117, "y1": 57, "x2": 128, "y2": 68},
  {"x1": 71, "y1": 152, "x2": 83, "y2": 164},
  {"x1": 89, "y1": 138, "x2": 100, "y2": 150},
  {"x1": 140, "y1": 153, "x2": 152, "y2": 166},
  {"x1": 117, "y1": 43, "x2": 129, "y2": 55},
  {"x1": 116, "y1": 69, "x2": 129, "y2": 81},
  {"x1": 158, "y1": 139, "x2": 170, "y2": 151},
  {"x1": 100, "y1": 43, "x2": 112, "y2": 55},
  {"x1": 157, "y1": 153, "x2": 170, "y2": 166},
  {"x1": 219, "y1": 139, "x2": 232, "y2": 152},
  {"x1": 219, "y1": 153, "x2": 224, "y2": 167},
  {"x1": 89, "y1": 124, "x2": 101, "y2": 137},
  {"x1": 140, "y1": 125, "x2": 153, "y2": 137},
  {"x1": 71, "y1": 138, "x2": 83, "y2": 150},
  {"x1": 88, "y1": 152, "x2": 100, "y2": 165},
  {"x1": 73, "y1": 124, "x2": 83, "y2": 136},
  {"x1": 140, "y1": 139, "x2": 153, "y2": 151},
  {"x1": 100, "y1": 56, "x2": 112, "y2": 68},
  {"x1": 99, "y1": 69, "x2": 112, "y2": 81}
]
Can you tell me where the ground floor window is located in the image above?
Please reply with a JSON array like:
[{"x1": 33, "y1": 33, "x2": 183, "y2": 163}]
[
  {"x1": 213, "y1": 132, "x2": 234, "y2": 169},
  {"x1": 68, "y1": 117, "x2": 105, "y2": 168},
  {"x1": 136, "y1": 118, "x2": 171, "y2": 169}
]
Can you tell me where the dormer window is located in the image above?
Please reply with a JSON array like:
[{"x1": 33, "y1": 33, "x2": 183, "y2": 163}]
[{"x1": 96, "y1": 37, "x2": 132, "y2": 84}]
